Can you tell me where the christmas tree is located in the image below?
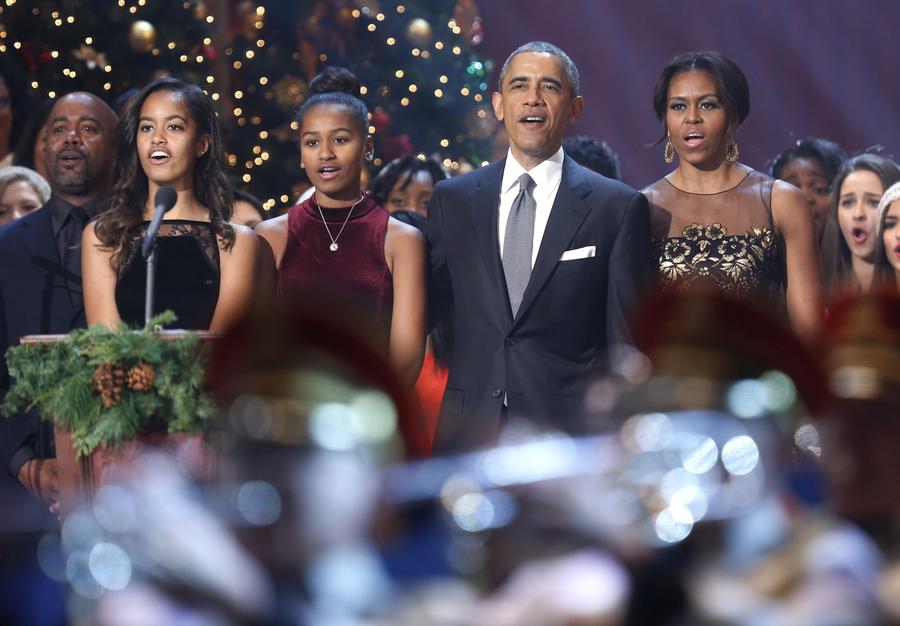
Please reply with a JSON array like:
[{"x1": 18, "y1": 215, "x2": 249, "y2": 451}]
[
  {"x1": 0, "y1": 0, "x2": 496, "y2": 211},
  {"x1": 0, "y1": 0, "x2": 218, "y2": 103}
]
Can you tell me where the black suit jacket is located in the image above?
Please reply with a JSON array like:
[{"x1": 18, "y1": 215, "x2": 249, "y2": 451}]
[
  {"x1": 427, "y1": 155, "x2": 650, "y2": 452},
  {"x1": 0, "y1": 202, "x2": 87, "y2": 478}
]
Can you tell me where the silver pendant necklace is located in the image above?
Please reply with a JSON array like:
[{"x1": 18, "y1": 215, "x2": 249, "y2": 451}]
[{"x1": 316, "y1": 192, "x2": 365, "y2": 252}]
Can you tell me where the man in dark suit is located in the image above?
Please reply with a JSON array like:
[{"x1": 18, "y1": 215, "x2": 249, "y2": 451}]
[
  {"x1": 0, "y1": 92, "x2": 116, "y2": 520},
  {"x1": 427, "y1": 42, "x2": 650, "y2": 452}
]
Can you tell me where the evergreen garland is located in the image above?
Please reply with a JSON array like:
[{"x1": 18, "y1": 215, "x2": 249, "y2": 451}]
[{"x1": 2, "y1": 312, "x2": 217, "y2": 457}]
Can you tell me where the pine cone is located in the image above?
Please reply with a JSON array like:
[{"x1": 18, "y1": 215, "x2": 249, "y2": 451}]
[
  {"x1": 92, "y1": 362, "x2": 125, "y2": 392},
  {"x1": 92, "y1": 362, "x2": 126, "y2": 407},
  {"x1": 126, "y1": 363, "x2": 156, "y2": 392},
  {"x1": 100, "y1": 386, "x2": 122, "y2": 408}
]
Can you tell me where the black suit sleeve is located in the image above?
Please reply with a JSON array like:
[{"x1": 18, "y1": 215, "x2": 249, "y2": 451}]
[
  {"x1": 606, "y1": 190, "x2": 651, "y2": 350},
  {"x1": 0, "y1": 276, "x2": 38, "y2": 479},
  {"x1": 426, "y1": 182, "x2": 453, "y2": 332}
]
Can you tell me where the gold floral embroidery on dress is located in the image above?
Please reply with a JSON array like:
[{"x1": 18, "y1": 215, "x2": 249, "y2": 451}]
[{"x1": 653, "y1": 222, "x2": 780, "y2": 300}]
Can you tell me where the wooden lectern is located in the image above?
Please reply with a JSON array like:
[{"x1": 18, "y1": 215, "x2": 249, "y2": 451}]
[{"x1": 19, "y1": 331, "x2": 219, "y2": 517}]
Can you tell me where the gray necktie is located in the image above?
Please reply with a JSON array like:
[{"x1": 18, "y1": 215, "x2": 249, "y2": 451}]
[{"x1": 502, "y1": 173, "x2": 536, "y2": 317}]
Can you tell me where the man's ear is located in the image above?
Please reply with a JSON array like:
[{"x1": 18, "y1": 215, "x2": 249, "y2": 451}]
[
  {"x1": 491, "y1": 91, "x2": 504, "y2": 122},
  {"x1": 569, "y1": 95, "x2": 584, "y2": 123}
]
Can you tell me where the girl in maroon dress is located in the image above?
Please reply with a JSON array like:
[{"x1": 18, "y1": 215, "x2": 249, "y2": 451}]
[{"x1": 256, "y1": 68, "x2": 426, "y2": 388}]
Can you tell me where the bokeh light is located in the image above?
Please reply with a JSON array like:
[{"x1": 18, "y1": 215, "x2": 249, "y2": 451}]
[
  {"x1": 237, "y1": 480, "x2": 282, "y2": 526},
  {"x1": 721, "y1": 435, "x2": 760, "y2": 476}
]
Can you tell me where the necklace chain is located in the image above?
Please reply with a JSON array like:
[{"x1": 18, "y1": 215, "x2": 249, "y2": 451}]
[{"x1": 316, "y1": 192, "x2": 365, "y2": 252}]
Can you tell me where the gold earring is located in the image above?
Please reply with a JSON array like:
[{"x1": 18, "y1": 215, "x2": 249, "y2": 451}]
[
  {"x1": 725, "y1": 139, "x2": 739, "y2": 163},
  {"x1": 664, "y1": 136, "x2": 675, "y2": 164}
]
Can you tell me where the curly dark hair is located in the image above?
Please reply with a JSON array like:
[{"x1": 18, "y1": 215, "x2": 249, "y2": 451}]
[
  {"x1": 769, "y1": 137, "x2": 848, "y2": 187},
  {"x1": 562, "y1": 135, "x2": 620, "y2": 180},
  {"x1": 93, "y1": 77, "x2": 234, "y2": 270},
  {"x1": 368, "y1": 155, "x2": 447, "y2": 209}
]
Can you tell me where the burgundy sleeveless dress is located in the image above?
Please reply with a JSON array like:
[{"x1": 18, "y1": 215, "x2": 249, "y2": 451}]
[{"x1": 277, "y1": 194, "x2": 393, "y2": 346}]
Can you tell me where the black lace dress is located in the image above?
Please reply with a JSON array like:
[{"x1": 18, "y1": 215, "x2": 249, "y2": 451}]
[
  {"x1": 643, "y1": 169, "x2": 785, "y2": 311},
  {"x1": 114, "y1": 221, "x2": 220, "y2": 330}
]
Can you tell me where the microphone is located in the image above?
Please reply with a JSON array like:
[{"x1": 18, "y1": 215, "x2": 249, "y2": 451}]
[{"x1": 141, "y1": 185, "x2": 178, "y2": 260}]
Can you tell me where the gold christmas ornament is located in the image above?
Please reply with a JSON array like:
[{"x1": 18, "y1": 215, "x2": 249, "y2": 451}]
[
  {"x1": 128, "y1": 20, "x2": 157, "y2": 53},
  {"x1": 405, "y1": 18, "x2": 433, "y2": 47}
]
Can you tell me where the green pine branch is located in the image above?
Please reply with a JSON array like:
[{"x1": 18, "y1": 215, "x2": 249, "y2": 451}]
[{"x1": 2, "y1": 311, "x2": 215, "y2": 457}]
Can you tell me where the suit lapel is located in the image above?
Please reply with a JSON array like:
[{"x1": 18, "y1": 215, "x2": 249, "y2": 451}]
[
  {"x1": 15, "y1": 206, "x2": 83, "y2": 332},
  {"x1": 514, "y1": 157, "x2": 591, "y2": 326},
  {"x1": 17, "y1": 206, "x2": 59, "y2": 262},
  {"x1": 467, "y1": 160, "x2": 512, "y2": 320}
]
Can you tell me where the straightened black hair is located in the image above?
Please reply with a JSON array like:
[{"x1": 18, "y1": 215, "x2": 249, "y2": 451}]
[
  {"x1": 295, "y1": 67, "x2": 368, "y2": 134},
  {"x1": 652, "y1": 51, "x2": 749, "y2": 144}
]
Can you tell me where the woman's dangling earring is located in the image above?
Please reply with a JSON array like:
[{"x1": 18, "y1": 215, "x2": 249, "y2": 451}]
[
  {"x1": 664, "y1": 134, "x2": 675, "y2": 164},
  {"x1": 365, "y1": 151, "x2": 374, "y2": 162},
  {"x1": 725, "y1": 138, "x2": 739, "y2": 163}
]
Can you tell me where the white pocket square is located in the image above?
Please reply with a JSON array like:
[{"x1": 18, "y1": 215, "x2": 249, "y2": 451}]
[{"x1": 559, "y1": 245, "x2": 596, "y2": 261}]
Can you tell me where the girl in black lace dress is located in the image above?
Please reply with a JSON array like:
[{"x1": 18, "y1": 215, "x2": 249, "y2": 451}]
[
  {"x1": 642, "y1": 52, "x2": 823, "y2": 343},
  {"x1": 82, "y1": 78, "x2": 257, "y2": 331}
]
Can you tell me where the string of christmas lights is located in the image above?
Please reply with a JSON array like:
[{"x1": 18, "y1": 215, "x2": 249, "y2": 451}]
[{"x1": 1, "y1": 0, "x2": 495, "y2": 211}]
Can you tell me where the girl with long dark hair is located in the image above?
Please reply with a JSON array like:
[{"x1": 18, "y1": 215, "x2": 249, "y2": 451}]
[{"x1": 83, "y1": 77, "x2": 257, "y2": 331}]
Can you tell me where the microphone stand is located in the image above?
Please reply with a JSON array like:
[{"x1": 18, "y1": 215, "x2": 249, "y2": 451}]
[
  {"x1": 142, "y1": 185, "x2": 177, "y2": 328},
  {"x1": 144, "y1": 242, "x2": 158, "y2": 327}
]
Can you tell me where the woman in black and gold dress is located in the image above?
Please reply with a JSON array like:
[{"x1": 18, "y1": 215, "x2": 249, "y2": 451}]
[
  {"x1": 643, "y1": 52, "x2": 823, "y2": 342},
  {"x1": 82, "y1": 78, "x2": 257, "y2": 331}
]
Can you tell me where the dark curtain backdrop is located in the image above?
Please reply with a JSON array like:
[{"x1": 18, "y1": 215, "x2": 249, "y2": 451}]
[{"x1": 477, "y1": 0, "x2": 900, "y2": 188}]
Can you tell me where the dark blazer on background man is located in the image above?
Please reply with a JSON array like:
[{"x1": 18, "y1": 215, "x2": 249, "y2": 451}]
[
  {"x1": 427, "y1": 155, "x2": 650, "y2": 452},
  {"x1": 0, "y1": 199, "x2": 89, "y2": 493}
]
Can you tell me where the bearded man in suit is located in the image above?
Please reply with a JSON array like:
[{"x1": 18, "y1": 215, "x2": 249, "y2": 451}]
[{"x1": 0, "y1": 92, "x2": 116, "y2": 520}]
